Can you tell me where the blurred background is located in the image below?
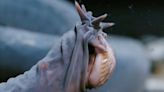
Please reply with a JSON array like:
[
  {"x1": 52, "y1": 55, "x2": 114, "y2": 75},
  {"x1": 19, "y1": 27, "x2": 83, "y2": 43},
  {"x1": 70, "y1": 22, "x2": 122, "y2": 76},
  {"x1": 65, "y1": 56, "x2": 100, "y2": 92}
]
[{"x1": 0, "y1": 0, "x2": 163, "y2": 92}]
